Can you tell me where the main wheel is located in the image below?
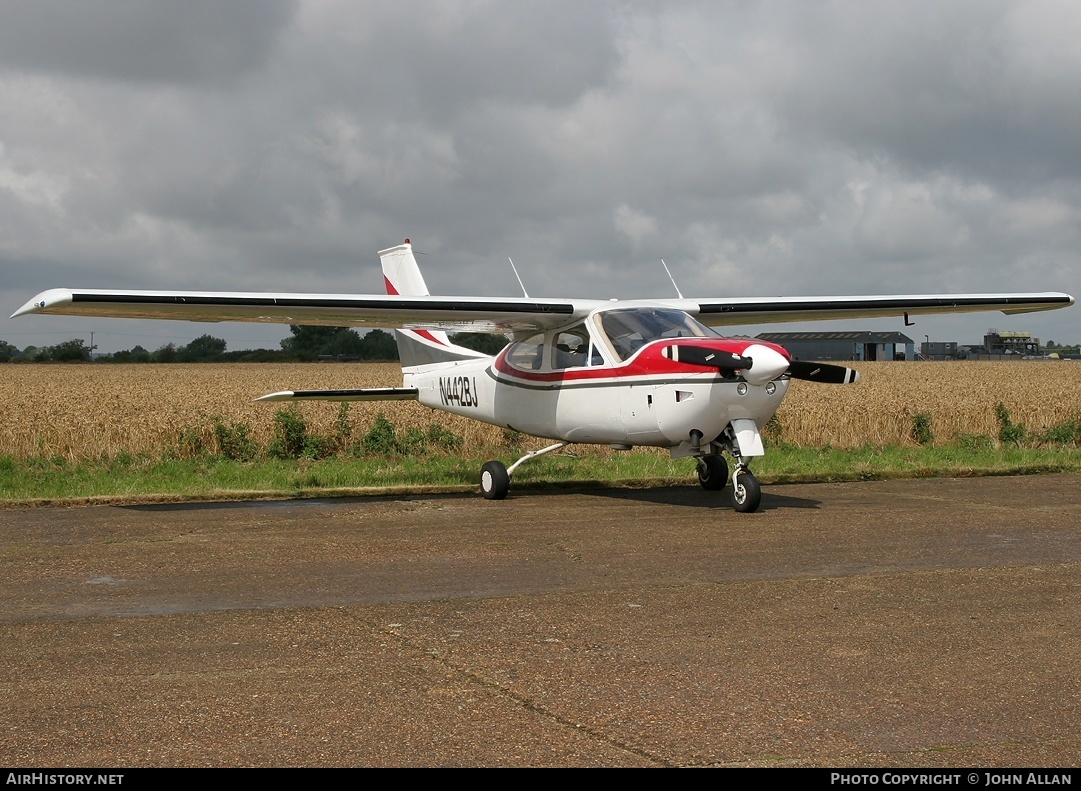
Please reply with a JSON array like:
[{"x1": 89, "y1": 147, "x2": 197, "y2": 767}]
[
  {"x1": 480, "y1": 460, "x2": 510, "y2": 500},
  {"x1": 696, "y1": 455, "x2": 728, "y2": 491},
  {"x1": 732, "y1": 470, "x2": 761, "y2": 513}
]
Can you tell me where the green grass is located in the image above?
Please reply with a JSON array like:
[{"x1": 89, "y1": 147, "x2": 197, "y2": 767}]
[{"x1": 3, "y1": 443, "x2": 1080, "y2": 507}]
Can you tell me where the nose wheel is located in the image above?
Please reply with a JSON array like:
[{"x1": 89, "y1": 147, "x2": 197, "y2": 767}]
[{"x1": 731, "y1": 467, "x2": 761, "y2": 513}]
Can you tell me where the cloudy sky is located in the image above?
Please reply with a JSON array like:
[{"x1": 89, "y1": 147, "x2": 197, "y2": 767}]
[{"x1": 3, "y1": 0, "x2": 1079, "y2": 353}]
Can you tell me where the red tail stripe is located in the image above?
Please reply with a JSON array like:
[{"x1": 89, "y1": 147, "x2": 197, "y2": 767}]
[{"x1": 383, "y1": 275, "x2": 446, "y2": 346}]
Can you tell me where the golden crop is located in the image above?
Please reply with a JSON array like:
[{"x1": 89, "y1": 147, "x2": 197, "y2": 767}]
[{"x1": 1, "y1": 361, "x2": 1078, "y2": 460}]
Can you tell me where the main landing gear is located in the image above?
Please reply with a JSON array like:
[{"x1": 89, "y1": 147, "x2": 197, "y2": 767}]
[{"x1": 480, "y1": 442, "x2": 568, "y2": 500}]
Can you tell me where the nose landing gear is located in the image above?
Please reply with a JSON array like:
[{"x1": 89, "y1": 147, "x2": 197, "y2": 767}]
[
  {"x1": 693, "y1": 422, "x2": 764, "y2": 513},
  {"x1": 731, "y1": 466, "x2": 761, "y2": 513}
]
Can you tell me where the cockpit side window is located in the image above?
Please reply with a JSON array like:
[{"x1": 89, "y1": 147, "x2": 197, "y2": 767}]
[
  {"x1": 552, "y1": 324, "x2": 591, "y2": 369},
  {"x1": 505, "y1": 332, "x2": 546, "y2": 370}
]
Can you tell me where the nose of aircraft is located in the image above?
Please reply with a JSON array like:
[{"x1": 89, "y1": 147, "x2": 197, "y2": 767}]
[{"x1": 740, "y1": 344, "x2": 790, "y2": 385}]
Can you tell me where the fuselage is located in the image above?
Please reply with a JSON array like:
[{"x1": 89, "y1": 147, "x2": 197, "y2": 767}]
[{"x1": 405, "y1": 306, "x2": 790, "y2": 449}]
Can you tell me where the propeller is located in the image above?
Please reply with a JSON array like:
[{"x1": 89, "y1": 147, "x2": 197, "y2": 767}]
[
  {"x1": 662, "y1": 343, "x2": 860, "y2": 385},
  {"x1": 787, "y1": 359, "x2": 860, "y2": 385},
  {"x1": 661, "y1": 344, "x2": 751, "y2": 371}
]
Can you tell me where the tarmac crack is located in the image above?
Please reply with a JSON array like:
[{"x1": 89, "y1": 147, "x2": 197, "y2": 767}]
[{"x1": 354, "y1": 612, "x2": 672, "y2": 767}]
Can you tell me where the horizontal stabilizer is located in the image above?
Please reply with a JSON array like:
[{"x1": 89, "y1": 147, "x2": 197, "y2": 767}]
[{"x1": 255, "y1": 387, "x2": 419, "y2": 402}]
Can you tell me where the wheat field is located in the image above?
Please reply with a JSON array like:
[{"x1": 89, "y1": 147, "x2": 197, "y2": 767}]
[{"x1": 1, "y1": 361, "x2": 1078, "y2": 460}]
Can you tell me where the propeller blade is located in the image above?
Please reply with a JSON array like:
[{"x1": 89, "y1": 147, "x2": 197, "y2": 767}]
[
  {"x1": 787, "y1": 360, "x2": 860, "y2": 384},
  {"x1": 662, "y1": 344, "x2": 751, "y2": 371}
]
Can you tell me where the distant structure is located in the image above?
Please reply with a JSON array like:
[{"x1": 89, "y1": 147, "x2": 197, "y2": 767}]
[
  {"x1": 756, "y1": 331, "x2": 915, "y2": 361},
  {"x1": 919, "y1": 341, "x2": 960, "y2": 361},
  {"x1": 961, "y1": 329, "x2": 1042, "y2": 360}
]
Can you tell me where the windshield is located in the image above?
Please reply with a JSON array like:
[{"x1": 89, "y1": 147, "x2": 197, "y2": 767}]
[{"x1": 598, "y1": 308, "x2": 718, "y2": 361}]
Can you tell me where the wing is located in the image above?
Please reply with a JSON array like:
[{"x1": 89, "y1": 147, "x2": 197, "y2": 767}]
[
  {"x1": 12, "y1": 287, "x2": 1073, "y2": 332},
  {"x1": 255, "y1": 387, "x2": 419, "y2": 402},
  {"x1": 685, "y1": 293, "x2": 1074, "y2": 326},
  {"x1": 11, "y1": 288, "x2": 600, "y2": 333}
]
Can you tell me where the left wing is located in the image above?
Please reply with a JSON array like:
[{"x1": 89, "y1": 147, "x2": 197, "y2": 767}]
[
  {"x1": 11, "y1": 288, "x2": 598, "y2": 334},
  {"x1": 255, "y1": 387, "x2": 419, "y2": 402}
]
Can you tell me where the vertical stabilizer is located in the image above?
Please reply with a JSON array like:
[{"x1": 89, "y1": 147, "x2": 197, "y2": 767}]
[{"x1": 378, "y1": 240, "x2": 490, "y2": 367}]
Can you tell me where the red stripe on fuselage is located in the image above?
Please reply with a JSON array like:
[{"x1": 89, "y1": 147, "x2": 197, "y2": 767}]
[{"x1": 493, "y1": 338, "x2": 788, "y2": 383}]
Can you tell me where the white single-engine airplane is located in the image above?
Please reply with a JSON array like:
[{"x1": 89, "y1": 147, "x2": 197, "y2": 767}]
[{"x1": 12, "y1": 240, "x2": 1074, "y2": 511}]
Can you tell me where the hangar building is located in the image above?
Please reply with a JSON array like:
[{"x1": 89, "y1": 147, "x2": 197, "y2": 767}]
[{"x1": 756, "y1": 331, "x2": 916, "y2": 361}]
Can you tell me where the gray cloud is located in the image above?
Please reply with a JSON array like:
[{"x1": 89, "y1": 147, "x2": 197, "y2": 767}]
[
  {"x1": 0, "y1": 1, "x2": 296, "y2": 86},
  {"x1": 2, "y1": 1, "x2": 1078, "y2": 354}
]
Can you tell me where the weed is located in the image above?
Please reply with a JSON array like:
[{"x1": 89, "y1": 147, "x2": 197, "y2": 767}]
[
  {"x1": 954, "y1": 433, "x2": 995, "y2": 452},
  {"x1": 332, "y1": 403, "x2": 354, "y2": 454},
  {"x1": 211, "y1": 417, "x2": 258, "y2": 461},
  {"x1": 113, "y1": 450, "x2": 135, "y2": 467},
  {"x1": 267, "y1": 407, "x2": 310, "y2": 459},
  {"x1": 762, "y1": 414, "x2": 783, "y2": 443},
  {"x1": 1038, "y1": 415, "x2": 1081, "y2": 445},
  {"x1": 397, "y1": 427, "x2": 427, "y2": 456},
  {"x1": 362, "y1": 413, "x2": 400, "y2": 456},
  {"x1": 910, "y1": 412, "x2": 934, "y2": 446},
  {"x1": 428, "y1": 422, "x2": 463, "y2": 453},
  {"x1": 166, "y1": 424, "x2": 211, "y2": 459},
  {"x1": 994, "y1": 402, "x2": 1027, "y2": 446}
]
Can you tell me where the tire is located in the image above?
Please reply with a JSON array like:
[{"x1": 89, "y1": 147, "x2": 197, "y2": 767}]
[
  {"x1": 696, "y1": 455, "x2": 728, "y2": 491},
  {"x1": 480, "y1": 460, "x2": 510, "y2": 500},
  {"x1": 732, "y1": 471, "x2": 761, "y2": 513}
]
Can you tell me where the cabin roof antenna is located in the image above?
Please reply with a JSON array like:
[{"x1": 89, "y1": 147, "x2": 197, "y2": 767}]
[
  {"x1": 660, "y1": 259, "x2": 683, "y2": 299},
  {"x1": 508, "y1": 257, "x2": 530, "y2": 298}
]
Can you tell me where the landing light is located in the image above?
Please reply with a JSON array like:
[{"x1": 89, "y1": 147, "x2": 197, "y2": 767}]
[
  {"x1": 736, "y1": 382, "x2": 748, "y2": 396},
  {"x1": 765, "y1": 382, "x2": 776, "y2": 395}
]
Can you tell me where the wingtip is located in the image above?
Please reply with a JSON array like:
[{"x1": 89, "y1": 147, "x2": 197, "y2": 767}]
[
  {"x1": 11, "y1": 289, "x2": 72, "y2": 319},
  {"x1": 11, "y1": 300, "x2": 41, "y2": 319},
  {"x1": 253, "y1": 391, "x2": 295, "y2": 402}
]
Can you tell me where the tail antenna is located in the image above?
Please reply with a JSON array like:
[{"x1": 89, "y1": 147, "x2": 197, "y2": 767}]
[
  {"x1": 660, "y1": 259, "x2": 683, "y2": 299},
  {"x1": 508, "y1": 257, "x2": 530, "y2": 298}
]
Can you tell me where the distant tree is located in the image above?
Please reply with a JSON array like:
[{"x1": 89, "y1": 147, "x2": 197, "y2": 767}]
[
  {"x1": 358, "y1": 329, "x2": 399, "y2": 360},
  {"x1": 220, "y1": 348, "x2": 286, "y2": 362},
  {"x1": 451, "y1": 332, "x2": 509, "y2": 356},
  {"x1": 151, "y1": 343, "x2": 178, "y2": 363},
  {"x1": 280, "y1": 325, "x2": 390, "y2": 360},
  {"x1": 281, "y1": 325, "x2": 346, "y2": 359},
  {"x1": 44, "y1": 339, "x2": 91, "y2": 362},
  {"x1": 0, "y1": 340, "x2": 17, "y2": 362},
  {"x1": 323, "y1": 329, "x2": 366, "y2": 357},
  {"x1": 104, "y1": 345, "x2": 152, "y2": 363},
  {"x1": 180, "y1": 334, "x2": 227, "y2": 361}
]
